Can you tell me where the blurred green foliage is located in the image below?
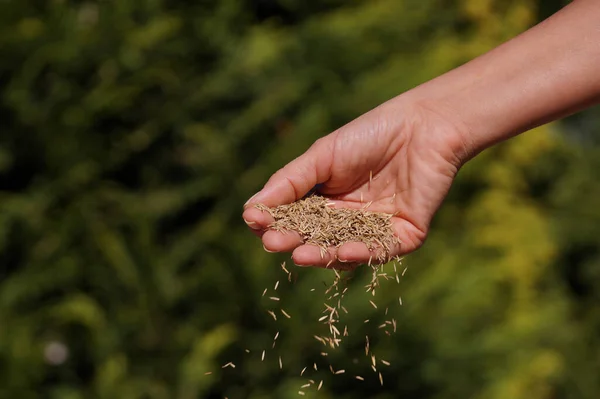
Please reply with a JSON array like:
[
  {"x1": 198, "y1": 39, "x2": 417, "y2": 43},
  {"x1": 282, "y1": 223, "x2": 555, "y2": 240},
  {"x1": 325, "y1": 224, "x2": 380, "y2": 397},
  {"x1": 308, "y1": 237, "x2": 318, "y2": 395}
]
[{"x1": 1, "y1": 0, "x2": 599, "y2": 398}]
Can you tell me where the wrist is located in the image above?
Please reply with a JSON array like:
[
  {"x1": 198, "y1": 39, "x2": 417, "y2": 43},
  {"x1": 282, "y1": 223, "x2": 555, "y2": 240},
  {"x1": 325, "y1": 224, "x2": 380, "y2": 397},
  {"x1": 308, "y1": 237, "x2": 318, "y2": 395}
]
[
  {"x1": 399, "y1": 0, "x2": 600, "y2": 162},
  {"x1": 400, "y1": 68, "x2": 518, "y2": 164},
  {"x1": 392, "y1": 90, "x2": 478, "y2": 168}
]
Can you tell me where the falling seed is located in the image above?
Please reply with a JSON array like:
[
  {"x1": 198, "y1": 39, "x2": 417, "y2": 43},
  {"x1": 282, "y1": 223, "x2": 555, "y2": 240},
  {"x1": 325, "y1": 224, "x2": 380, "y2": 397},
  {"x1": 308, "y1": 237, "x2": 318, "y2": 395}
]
[
  {"x1": 381, "y1": 360, "x2": 391, "y2": 366},
  {"x1": 320, "y1": 352, "x2": 328, "y2": 357},
  {"x1": 204, "y1": 372, "x2": 213, "y2": 375},
  {"x1": 222, "y1": 362, "x2": 235, "y2": 368},
  {"x1": 398, "y1": 296, "x2": 403, "y2": 306},
  {"x1": 364, "y1": 319, "x2": 370, "y2": 323},
  {"x1": 281, "y1": 262, "x2": 290, "y2": 274},
  {"x1": 318, "y1": 380, "x2": 323, "y2": 390},
  {"x1": 335, "y1": 369, "x2": 345, "y2": 374},
  {"x1": 269, "y1": 296, "x2": 280, "y2": 301},
  {"x1": 379, "y1": 372, "x2": 384, "y2": 386},
  {"x1": 267, "y1": 310, "x2": 277, "y2": 320},
  {"x1": 279, "y1": 356, "x2": 283, "y2": 369},
  {"x1": 341, "y1": 306, "x2": 348, "y2": 314},
  {"x1": 262, "y1": 288, "x2": 268, "y2": 297},
  {"x1": 245, "y1": 349, "x2": 250, "y2": 353},
  {"x1": 385, "y1": 307, "x2": 389, "y2": 315},
  {"x1": 318, "y1": 315, "x2": 328, "y2": 322},
  {"x1": 298, "y1": 391, "x2": 305, "y2": 396},
  {"x1": 262, "y1": 350, "x2": 266, "y2": 361},
  {"x1": 402, "y1": 267, "x2": 407, "y2": 276},
  {"x1": 355, "y1": 376, "x2": 364, "y2": 381},
  {"x1": 310, "y1": 288, "x2": 316, "y2": 292},
  {"x1": 274, "y1": 332, "x2": 279, "y2": 340},
  {"x1": 274, "y1": 281, "x2": 279, "y2": 290},
  {"x1": 369, "y1": 300, "x2": 378, "y2": 309},
  {"x1": 301, "y1": 367, "x2": 307, "y2": 376},
  {"x1": 301, "y1": 384, "x2": 311, "y2": 389},
  {"x1": 314, "y1": 363, "x2": 318, "y2": 371},
  {"x1": 281, "y1": 309, "x2": 291, "y2": 319}
]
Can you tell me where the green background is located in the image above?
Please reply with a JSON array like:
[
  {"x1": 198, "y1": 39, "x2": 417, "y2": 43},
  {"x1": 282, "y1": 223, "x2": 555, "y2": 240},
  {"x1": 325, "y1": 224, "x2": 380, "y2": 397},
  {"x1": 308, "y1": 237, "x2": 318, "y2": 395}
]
[{"x1": 1, "y1": 0, "x2": 599, "y2": 398}]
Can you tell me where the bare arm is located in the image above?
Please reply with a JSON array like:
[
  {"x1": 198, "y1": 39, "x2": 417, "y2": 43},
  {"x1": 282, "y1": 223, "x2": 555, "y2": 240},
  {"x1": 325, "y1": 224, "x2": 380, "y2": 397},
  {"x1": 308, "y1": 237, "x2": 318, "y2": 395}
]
[{"x1": 409, "y1": 0, "x2": 600, "y2": 158}]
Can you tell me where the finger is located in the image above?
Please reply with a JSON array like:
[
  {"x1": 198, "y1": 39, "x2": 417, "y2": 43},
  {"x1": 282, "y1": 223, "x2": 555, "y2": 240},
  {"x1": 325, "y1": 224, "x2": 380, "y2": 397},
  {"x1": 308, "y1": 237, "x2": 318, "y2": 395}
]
[
  {"x1": 262, "y1": 230, "x2": 304, "y2": 253},
  {"x1": 292, "y1": 245, "x2": 337, "y2": 267},
  {"x1": 242, "y1": 207, "x2": 274, "y2": 231},
  {"x1": 336, "y1": 242, "x2": 372, "y2": 263},
  {"x1": 292, "y1": 245, "x2": 361, "y2": 270},
  {"x1": 391, "y1": 218, "x2": 425, "y2": 256},
  {"x1": 337, "y1": 238, "x2": 403, "y2": 265},
  {"x1": 244, "y1": 137, "x2": 333, "y2": 208}
]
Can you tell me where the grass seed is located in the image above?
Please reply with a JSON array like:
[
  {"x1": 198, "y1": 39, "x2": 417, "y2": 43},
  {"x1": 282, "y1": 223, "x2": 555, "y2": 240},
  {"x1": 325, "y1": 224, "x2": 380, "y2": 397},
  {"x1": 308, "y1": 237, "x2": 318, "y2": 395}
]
[{"x1": 255, "y1": 196, "x2": 399, "y2": 264}]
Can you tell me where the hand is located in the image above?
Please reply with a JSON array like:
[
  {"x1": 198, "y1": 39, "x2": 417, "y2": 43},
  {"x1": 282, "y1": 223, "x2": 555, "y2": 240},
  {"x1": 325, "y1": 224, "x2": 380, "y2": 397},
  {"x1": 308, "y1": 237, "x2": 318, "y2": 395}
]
[
  {"x1": 242, "y1": 97, "x2": 470, "y2": 267},
  {"x1": 242, "y1": 0, "x2": 600, "y2": 268}
]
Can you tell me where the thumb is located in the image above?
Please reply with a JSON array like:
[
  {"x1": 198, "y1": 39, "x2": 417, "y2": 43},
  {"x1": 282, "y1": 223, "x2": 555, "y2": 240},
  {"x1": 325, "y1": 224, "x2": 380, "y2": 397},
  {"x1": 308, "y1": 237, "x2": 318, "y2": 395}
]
[{"x1": 245, "y1": 138, "x2": 333, "y2": 208}]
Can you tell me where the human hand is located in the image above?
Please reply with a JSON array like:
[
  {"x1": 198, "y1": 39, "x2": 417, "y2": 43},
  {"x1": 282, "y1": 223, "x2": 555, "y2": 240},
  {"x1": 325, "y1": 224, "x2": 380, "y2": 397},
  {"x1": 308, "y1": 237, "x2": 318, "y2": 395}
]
[
  {"x1": 242, "y1": 97, "x2": 470, "y2": 268},
  {"x1": 242, "y1": 0, "x2": 600, "y2": 268}
]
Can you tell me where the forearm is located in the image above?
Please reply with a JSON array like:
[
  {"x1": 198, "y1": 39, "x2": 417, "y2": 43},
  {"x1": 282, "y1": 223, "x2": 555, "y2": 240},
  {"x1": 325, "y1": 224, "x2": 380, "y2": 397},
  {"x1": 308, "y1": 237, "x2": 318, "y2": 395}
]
[{"x1": 407, "y1": 0, "x2": 600, "y2": 158}]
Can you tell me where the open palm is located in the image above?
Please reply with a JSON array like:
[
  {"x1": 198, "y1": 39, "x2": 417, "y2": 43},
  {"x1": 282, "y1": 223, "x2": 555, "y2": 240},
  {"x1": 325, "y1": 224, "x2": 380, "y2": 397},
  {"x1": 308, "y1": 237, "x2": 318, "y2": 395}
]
[{"x1": 242, "y1": 99, "x2": 468, "y2": 267}]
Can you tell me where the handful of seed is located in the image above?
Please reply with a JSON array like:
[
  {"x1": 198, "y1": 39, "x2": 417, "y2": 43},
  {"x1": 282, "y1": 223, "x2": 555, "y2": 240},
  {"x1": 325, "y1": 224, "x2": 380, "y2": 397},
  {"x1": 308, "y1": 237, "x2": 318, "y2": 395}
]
[{"x1": 255, "y1": 195, "x2": 400, "y2": 264}]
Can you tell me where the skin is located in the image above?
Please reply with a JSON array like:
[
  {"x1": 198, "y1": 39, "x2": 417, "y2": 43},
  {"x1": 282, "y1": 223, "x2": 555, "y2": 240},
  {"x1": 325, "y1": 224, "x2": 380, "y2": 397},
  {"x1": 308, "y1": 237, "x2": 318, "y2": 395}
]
[{"x1": 242, "y1": 0, "x2": 600, "y2": 268}]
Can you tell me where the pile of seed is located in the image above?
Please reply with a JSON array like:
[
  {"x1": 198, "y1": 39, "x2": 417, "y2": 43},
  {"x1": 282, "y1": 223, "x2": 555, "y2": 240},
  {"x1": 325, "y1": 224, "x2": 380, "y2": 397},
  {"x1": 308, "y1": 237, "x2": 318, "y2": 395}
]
[{"x1": 255, "y1": 195, "x2": 400, "y2": 263}]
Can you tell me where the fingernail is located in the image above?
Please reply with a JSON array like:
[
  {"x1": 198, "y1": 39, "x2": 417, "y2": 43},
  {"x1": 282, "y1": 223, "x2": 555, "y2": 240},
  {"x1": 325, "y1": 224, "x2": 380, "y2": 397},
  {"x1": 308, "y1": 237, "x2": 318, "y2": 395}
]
[
  {"x1": 243, "y1": 218, "x2": 261, "y2": 230},
  {"x1": 244, "y1": 192, "x2": 260, "y2": 207},
  {"x1": 263, "y1": 244, "x2": 276, "y2": 253}
]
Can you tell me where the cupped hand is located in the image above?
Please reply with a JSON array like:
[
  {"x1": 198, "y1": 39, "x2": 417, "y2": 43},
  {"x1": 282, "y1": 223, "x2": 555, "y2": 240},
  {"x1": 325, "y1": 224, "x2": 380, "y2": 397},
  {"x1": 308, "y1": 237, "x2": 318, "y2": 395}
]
[{"x1": 242, "y1": 97, "x2": 470, "y2": 267}]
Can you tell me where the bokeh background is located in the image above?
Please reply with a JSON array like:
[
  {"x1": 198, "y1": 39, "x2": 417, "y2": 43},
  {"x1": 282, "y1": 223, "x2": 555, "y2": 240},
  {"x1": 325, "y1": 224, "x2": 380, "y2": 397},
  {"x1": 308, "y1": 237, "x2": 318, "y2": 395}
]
[{"x1": 1, "y1": 0, "x2": 599, "y2": 398}]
